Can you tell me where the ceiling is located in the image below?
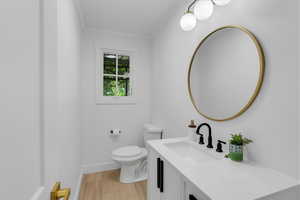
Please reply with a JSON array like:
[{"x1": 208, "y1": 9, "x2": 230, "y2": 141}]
[{"x1": 78, "y1": 0, "x2": 184, "y2": 37}]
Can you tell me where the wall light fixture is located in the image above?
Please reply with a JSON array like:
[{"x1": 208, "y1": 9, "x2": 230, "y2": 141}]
[{"x1": 180, "y1": 0, "x2": 231, "y2": 31}]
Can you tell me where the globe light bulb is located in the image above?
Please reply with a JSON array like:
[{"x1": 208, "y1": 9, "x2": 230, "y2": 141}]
[
  {"x1": 180, "y1": 12, "x2": 197, "y2": 31},
  {"x1": 194, "y1": 0, "x2": 214, "y2": 21},
  {"x1": 213, "y1": 0, "x2": 231, "y2": 6}
]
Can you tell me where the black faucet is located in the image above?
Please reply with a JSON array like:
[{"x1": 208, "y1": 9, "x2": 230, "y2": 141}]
[{"x1": 196, "y1": 123, "x2": 213, "y2": 149}]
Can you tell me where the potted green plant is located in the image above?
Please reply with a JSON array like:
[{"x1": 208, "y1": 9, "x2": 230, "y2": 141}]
[{"x1": 227, "y1": 134, "x2": 253, "y2": 162}]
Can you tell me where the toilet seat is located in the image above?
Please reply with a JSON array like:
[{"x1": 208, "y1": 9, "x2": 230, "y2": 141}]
[
  {"x1": 112, "y1": 146, "x2": 142, "y2": 158},
  {"x1": 112, "y1": 146, "x2": 147, "y2": 162}
]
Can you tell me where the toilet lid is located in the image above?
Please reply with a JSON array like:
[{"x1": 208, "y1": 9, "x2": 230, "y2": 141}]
[{"x1": 112, "y1": 146, "x2": 142, "y2": 158}]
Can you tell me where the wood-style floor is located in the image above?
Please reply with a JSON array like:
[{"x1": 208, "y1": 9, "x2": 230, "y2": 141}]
[{"x1": 79, "y1": 169, "x2": 147, "y2": 200}]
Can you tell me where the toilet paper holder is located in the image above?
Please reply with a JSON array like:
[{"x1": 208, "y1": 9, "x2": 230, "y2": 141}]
[{"x1": 110, "y1": 129, "x2": 122, "y2": 135}]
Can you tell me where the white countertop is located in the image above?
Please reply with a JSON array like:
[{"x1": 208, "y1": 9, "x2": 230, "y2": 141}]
[{"x1": 147, "y1": 137, "x2": 299, "y2": 200}]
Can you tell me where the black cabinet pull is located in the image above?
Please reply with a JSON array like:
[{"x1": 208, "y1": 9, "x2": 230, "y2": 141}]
[
  {"x1": 156, "y1": 158, "x2": 161, "y2": 189},
  {"x1": 189, "y1": 194, "x2": 198, "y2": 200},
  {"x1": 160, "y1": 160, "x2": 164, "y2": 193}
]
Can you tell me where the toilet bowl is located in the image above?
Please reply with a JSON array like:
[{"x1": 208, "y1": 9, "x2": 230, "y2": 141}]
[
  {"x1": 112, "y1": 146, "x2": 148, "y2": 183},
  {"x1": 112, "y1": 124, "x2": 162, "y2": 183}
]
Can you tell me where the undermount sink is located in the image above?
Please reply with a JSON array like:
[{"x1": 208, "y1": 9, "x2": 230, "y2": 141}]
[{"x1": 163, "y1": 140, "x2": 218, "y2": 164}]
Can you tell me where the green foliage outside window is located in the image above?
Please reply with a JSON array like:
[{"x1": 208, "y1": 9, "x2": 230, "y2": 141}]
[
  {"x1": 118, "y1": 55, "x2": 130, "y2": 75},
  {"x1": 104, "y1": 54, "x2": 116, "y2": 74},
  {"x1": 118, "y1": 77, "x2": 130, "y2": 96},
  {"x1": 103, "y1": 76, "x2": 117, "y2": 96},
  {"x1": 103, "y1": 54, "x2": 130, "y2": 97}
]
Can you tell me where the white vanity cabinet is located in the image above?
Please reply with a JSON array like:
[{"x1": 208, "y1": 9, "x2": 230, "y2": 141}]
[
  {"x1": 184, "y1": 181, "x2": 210, "y2": 200},
  {"x1": 147, "y1": 147, "x2": 212, "y2": 200},
  {"x1": 147, "y1": 147, "x2": 183, "y2": 200},
  {"x1": 147, "y1": 147, "x2": 160, "y2": 200},
  {"x1": 160, "y1": 157, "x2": 183, "y2": 200},
  {"x1": 147, "y1": 138, "x2": 300, "y2": 200}
]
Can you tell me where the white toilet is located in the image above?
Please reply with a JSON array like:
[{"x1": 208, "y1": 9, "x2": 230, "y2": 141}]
[{"x1": 112, "y1": 124, "x2": 162, "y2": 183}]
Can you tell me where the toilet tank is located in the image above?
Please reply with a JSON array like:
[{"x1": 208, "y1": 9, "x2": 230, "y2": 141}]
[{"x1": 143, "y1": 124, "x2": 163, "y2": 145}]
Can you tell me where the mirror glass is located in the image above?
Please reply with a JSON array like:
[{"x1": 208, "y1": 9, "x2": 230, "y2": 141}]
[{"x1": 188, "y1": 26, "x2": 264, "y2": 121}]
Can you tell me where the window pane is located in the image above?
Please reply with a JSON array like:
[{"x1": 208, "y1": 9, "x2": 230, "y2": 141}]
[
  {"x1": 118, "y1": 55, "x2": 130, "y2": 75},
  {"x1": 103, "y1": 76, "x2": 117, "y2": 96},
  {"x1": 104, "y1": 54, "x2": 116, "y2": 74},
  {"x1": 118, "y1": 77, "x2": 130, "y2": 96}
]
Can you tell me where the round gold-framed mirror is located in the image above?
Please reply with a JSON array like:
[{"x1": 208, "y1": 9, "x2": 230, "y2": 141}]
[{"x1": 188, "y1": 25, "x2": 265, "y2": 121}]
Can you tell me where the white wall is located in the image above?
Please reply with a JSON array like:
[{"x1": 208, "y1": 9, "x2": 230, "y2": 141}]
[
  {"x1": 152, "y1": 0, "x2": 299, "y2": 178},
  {"x1": 80, "y1": 30, "x2": 152, "y2": 171},
  {"x1": 298, "y1": 0, "x2": 300, "y2": 181},
  {"x1": 30, "y1": 0, "x2": 82, "y2": 199},
  {"x1": 0, "y1": 0, "x2": 41, "y2": 199},
  {"x1": 57, "y1": 0, "x2": 82, "y2": 193}
]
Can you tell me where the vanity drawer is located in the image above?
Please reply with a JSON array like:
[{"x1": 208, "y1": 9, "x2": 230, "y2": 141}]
[{"x1": 184, "y1": 181, "x2": 210, "y2": 200}]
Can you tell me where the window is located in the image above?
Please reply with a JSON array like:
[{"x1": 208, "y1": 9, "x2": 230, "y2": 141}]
[
  {"x1": 103, "y1": 53, "x2": 130, "y2": 96},
  {"x1": 96, "y1": 49, "x2": 135, "y2": 104}
]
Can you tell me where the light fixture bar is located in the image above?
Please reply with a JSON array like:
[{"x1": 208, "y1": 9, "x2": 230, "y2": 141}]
[
  {"x1": 180, "y1": 0, "x2": 231, "y2": 31},
  {"x1": 187, "y1": 0, "x2": 198, "y2": 12}
]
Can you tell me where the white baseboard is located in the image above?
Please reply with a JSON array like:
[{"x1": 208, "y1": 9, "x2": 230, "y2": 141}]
[
  {"x1": 73, "y1": 173, "x2": 83, "y2": 200},
  {"x1": 81, "y1": 162, "x2": 120, "y2": 174},
  {"x1": 30, "y1": 187, "x2": 45, "y2": 200}
]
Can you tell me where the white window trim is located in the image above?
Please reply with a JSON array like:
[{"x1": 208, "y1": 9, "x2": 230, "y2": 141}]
[{"x1": 96, "y1": 48, "x2": 136, "y2": 105}]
